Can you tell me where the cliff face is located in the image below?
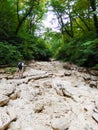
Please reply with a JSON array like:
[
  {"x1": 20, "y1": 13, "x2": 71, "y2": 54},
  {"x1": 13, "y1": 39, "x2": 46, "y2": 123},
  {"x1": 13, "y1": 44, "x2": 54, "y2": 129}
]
[{"x1": 0, "y1": 61, "x2": 98, "y2": 130}]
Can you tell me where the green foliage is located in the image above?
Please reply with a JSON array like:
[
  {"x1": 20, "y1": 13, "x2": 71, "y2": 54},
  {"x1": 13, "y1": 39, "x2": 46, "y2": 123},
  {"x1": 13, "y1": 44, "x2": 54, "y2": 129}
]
[
  {"x1": 0, "y1": 0, "x2": 98, "y2": 69},
  {"x1": 16, "y1": 37, "x2": 51, "y2": 61},
  {"x1": 92, "y1": 64, "x2": 98, "y2": 70},
  {"x1": 55, "y1": 38, "x2": 98, "y2": 67},
  {"x1": 4, "y1": 67, "x2": 16, "y2": 74},
  {"x1": 32, "y1": 38, "x2": 51, "y2": 61},
  {"x1": 49, "y1": 33, "x2": 63, "y2": 57},
  {"x1": 53, "y1": 40, "x2": 76, "y2": 61},
  {"x1": 0, "y1": 42, "x2": 23, "y2": 66},
  {"x1": 0, "y1": 0, "x2": 17, "y2": 40},
  {"x1": 17, "y1": 41, "x2": 35, "y2": 60},
  {"x1": 80, "y1": 39, "x2": 98, "y2": 66}
]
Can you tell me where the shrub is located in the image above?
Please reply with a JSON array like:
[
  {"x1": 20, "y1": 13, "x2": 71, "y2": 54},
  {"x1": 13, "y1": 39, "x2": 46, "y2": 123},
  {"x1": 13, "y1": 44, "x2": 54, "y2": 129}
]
[
  {"x1": 16, "y1": 37, "x2": 51, "y2": 61},
  {"x1": 32, "y1": 42, "x2": 51, "y2": 61},
  {"x1": 4, "y1": 67, "x2": 16, "y2": 74},
  {"x1": 55, "y1": 38, "x2": 98, "y2": 67},
  {"x1": 0, "y1": 42, "x2": 23, "y2": 66},
  {"x1": 18, "y1": 42, "x2": 35, "y2": 60},
  {"x1": 79, "y1": 39, "x2": 98, "y2": 66}
]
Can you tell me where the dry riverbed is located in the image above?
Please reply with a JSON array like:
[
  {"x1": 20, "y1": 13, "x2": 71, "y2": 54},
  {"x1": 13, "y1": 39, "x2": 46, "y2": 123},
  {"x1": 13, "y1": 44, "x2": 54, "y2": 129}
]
[{"x1": 0, "y1": 61, "x2": 98, "y2": 130}]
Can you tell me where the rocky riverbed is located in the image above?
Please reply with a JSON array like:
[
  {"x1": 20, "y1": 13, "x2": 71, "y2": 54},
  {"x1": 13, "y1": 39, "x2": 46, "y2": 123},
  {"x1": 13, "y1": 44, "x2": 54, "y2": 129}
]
[{"x1": 0, "y1": 61, "x2": 98, "y2": 130}]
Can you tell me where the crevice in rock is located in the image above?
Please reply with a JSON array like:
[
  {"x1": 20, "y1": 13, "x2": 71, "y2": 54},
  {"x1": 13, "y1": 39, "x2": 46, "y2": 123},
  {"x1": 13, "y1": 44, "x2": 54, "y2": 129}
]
[{"x1": 92, "y1": 115, "x2": 98, "y2": 124}]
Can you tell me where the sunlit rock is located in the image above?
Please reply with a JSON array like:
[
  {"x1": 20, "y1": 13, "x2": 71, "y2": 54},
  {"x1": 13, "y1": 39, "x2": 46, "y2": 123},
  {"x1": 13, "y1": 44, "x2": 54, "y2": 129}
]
[{"x1": 0, "y1": 94, "x2": 9, "y2": 106}]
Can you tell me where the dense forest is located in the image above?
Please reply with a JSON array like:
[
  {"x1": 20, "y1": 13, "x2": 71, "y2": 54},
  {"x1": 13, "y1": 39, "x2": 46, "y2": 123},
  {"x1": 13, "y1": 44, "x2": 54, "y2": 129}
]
[{"x1": 0, "y1": 0, "x2": 98, "y2": 69}]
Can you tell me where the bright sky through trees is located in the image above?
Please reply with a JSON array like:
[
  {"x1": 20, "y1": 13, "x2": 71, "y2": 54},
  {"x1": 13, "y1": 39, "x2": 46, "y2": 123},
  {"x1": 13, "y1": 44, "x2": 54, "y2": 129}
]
[{"x1": 42, "y1": 7, "x2": 60, "y2": 32}]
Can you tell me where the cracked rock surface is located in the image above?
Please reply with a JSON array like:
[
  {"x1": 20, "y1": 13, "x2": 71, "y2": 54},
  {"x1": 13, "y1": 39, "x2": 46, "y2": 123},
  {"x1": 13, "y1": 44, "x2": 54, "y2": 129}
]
[{"x1": 0, "y1": 61, "x2": 98, "y2": 130}]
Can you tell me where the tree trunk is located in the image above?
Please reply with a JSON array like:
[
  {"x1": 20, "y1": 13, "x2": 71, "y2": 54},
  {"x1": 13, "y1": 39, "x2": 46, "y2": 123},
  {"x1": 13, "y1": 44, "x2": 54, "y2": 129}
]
[
  {"x1": 16, "y1": 0, "x2": 20, "y2": 23},
  {"x1": 15, "y1": 5, "x2": 33, "y2": 35},
  {"x1": 90, "y1": 0, "x2": 98, "y2": 37}
]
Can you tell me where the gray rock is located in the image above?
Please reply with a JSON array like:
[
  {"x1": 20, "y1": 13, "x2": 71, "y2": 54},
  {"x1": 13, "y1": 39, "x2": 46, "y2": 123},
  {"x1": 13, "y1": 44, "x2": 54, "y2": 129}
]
[
  {"x1": 0, "y1": 83, "x2": 15, "y2": 96},
  {"x1": 0, "y1": 108, "x2": 16, "y2": 130},
  {"x1": 90, "y1": 76, "x2": 97, "y2": 81},
  {"x1": 34, "y1": 101, "x2": 44, "y2": 113},
  {"x1": 51, "y1": 117, "x2": 70, "y2": 130},
  {"x1": 89, "y1": 81, "x2": 97, "y2": 88},
  {"x1": 64, "y1": 71, "x2": 71, "y2": 76},
  {"x1": 0, "y1": 94, "x2": 9, "y2": 106},
  {"x1": 83, "y1": 74, "x2": 91, "y2": 80}
]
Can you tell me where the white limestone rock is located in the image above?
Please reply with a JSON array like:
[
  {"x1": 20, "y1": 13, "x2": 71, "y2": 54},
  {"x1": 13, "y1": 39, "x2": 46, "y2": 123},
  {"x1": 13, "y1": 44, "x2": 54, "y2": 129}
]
[
  {"x1": 0, "y1": 94, "x2": 9, "y2": 106},
  {"x1": 0, "y1": 108, "x2": 16, "y2": 130}
]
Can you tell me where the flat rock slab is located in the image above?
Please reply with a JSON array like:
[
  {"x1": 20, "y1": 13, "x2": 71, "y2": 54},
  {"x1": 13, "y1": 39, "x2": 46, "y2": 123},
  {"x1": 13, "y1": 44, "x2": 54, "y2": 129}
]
[
  {"x1": 0, "y1": 94, "x2": 9, "y2": 106},
  {"x1": 0, "y1": 108, "x2": 16, "y2": 130}
]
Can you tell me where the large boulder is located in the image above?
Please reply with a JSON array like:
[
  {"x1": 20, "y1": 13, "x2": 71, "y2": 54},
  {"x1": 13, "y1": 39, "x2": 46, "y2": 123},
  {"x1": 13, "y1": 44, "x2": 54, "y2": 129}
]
[{"x1": 0, "y1": 79, "x2": 15, "y2": 96}]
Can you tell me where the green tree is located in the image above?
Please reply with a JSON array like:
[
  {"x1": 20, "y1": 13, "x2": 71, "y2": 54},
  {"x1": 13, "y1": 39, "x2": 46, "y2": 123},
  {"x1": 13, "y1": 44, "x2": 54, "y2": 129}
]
[
  {"x1": 15, "y1": 0, "x2": 46, "y2": 35},
  {"x1": 0, "y1": 0, "x2": 17, "y2": 41},
  {"x1": 89, "y1": 0, "x2": 98, "y2": 37},
  {"x1": 48, "y1": 0, "x2": 98, "y2": 67},
  {"x1": 50, "y1": 0, "x2": 75, "y2": 39}
]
